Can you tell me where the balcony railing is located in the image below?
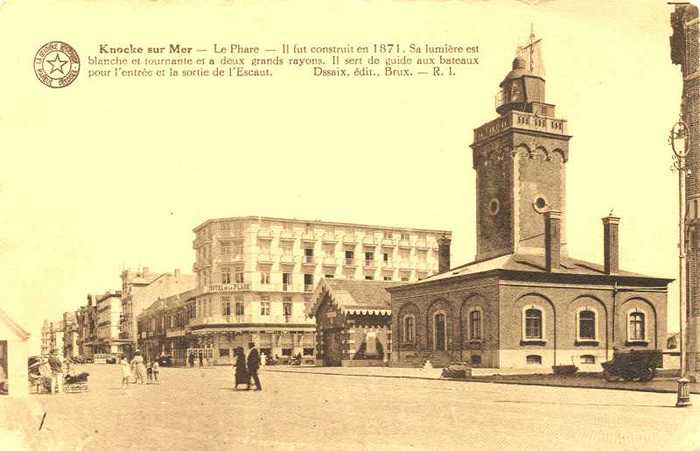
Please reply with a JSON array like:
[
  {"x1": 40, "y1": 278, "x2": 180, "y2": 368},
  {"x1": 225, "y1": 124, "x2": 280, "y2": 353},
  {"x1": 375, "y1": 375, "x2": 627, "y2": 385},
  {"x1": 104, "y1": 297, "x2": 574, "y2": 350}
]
[
  {"x1": 304, "y1": 284, "x2": 313, "y2": 292},
  {"x1": 258, "y1": 253, "x2": 273, "y2": 263},
  {"x1": 279, "y1": 230, "x2": 296, "y2": 242},
  {"x1": 474, "y1": 110, "x2": 568, "y2": 142},
  {"x1": 322, "y1": 256, "x2": 337, "y2": 266},
  {"x1": 257, "y1": 230, "x2": 273, "y2": 240},
  {"x1": 302, "y1": 231, "x2": 316, "y2": 241},
  {"x1": 280, "y1": 254, "x2": 295, "y2": 264},
  {"x1": 381, "y1": 238, "x2": 396, "y2": 247},
  {"x1": 322, "y1": 234, "x2": 338, "y2": 243},
  {"x1": 220, "y1": 254, "x2": 244, "y2": 263},
  {"x1": 343, "y1": 235, "x2": 356, "y2": 244},
  {"x1": 344, "y1": 258, "x2": 356, "y2": 266},
  {"x1": 282, "y1": 283, "x2": 292, "y2": 292},
  {"x1": 415, "y1": 240, "x2": 429, "y2": 250},
  {"x1": 363, "y1": 236, "x2": 377, "y2": 246},
  {"x1": 398, "y1": 261, "x2": 412, "y2": 270},
  {"x1": 364, "y1": 260, "x2": 375, "y2": 268},
  {"x1": 190, "y1": 314, "x2": 312, "y2": 327},
  {"x1": 303, "y1": 255, "x2": 315, "y2": 264}
]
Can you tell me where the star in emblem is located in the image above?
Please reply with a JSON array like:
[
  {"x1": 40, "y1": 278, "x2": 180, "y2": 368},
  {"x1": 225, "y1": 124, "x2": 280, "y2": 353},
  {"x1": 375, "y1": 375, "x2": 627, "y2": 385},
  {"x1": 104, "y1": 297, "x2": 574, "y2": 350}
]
[{"x1": 46, "y1": 52, "x2": 68, "y2": 75}]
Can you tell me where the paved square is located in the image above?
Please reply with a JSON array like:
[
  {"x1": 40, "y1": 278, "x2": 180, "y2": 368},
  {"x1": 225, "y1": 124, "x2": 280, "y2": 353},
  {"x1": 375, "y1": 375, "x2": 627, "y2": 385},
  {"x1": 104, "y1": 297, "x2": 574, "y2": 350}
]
[{"x1": 2, "y1": 364, "x2": 699, "y2": 450}]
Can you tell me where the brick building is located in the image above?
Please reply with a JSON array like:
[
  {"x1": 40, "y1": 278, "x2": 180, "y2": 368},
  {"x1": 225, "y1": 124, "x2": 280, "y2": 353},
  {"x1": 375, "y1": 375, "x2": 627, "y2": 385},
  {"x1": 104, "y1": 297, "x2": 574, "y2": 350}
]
[
  {"x1": 671, "y1": 3, "x2": 700, "y2": 377},
  {"x1": 389, "y1": 34, "x2": 671, "y2": 370}
]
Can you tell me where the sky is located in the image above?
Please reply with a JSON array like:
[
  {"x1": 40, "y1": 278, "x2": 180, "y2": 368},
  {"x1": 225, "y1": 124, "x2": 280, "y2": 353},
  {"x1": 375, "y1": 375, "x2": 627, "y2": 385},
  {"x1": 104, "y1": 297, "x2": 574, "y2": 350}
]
[{"x1": 0, "y1": 0, "x2": 688, "y2": 352}]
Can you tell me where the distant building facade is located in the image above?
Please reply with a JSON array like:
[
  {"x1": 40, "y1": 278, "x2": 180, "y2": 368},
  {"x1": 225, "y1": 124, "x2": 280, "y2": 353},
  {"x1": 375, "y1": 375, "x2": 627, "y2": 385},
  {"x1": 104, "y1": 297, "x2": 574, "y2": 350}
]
[
  {"x1": 40, "y1": 320, "x2": 51, "y2": 356},
  {"x1": 120, "y1": 267, "x2": 196, "y2": 356},
  {"x1": 94, "y1": 291, "x2": 124, "y2": 354},
  {"x1": 62, "y1": 311, "x2": 78, "y2": 359},
  {"x1": 671, "y1": 3, "x2": 700, "y2": 377},
  {"x1": 179, "y1": 216, "x2": 450, "y2": 365},
  {"x1": 390, "y1": 35, "x2": 671, "y2": 369},
  {"x1": 137, "y1": 288, "x2": 197, "y2": 365}
]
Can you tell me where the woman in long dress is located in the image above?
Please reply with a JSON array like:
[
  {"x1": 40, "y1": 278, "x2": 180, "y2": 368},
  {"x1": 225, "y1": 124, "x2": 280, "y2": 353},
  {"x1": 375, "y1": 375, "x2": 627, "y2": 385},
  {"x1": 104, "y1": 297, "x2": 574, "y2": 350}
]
[
  {"x1": 232, "y1": 347, "x2": 249, "y2": 390},
  {"x1": 131, "y1": 351, "x2": 147, "y2": 384}
]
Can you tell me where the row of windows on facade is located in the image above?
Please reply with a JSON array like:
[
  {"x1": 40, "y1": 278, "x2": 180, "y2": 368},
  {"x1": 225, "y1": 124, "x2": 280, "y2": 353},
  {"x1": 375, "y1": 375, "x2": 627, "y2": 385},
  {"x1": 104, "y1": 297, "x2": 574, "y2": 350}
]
[
  {"x1": 201, "y1": 269, "x2": 411, "y2": 288},
  {"x1": 200, "y1": 244, "x2": 427, "y2": 265},
  {"x1": 401, "y1": 308, "x2": 650, "y2": 345},
  {"x1": 198, "y1": 222, "x2": 420, "y2": 242},
  {"x1": 142, "y1": 297, "x2": 311, "y2": 330}
]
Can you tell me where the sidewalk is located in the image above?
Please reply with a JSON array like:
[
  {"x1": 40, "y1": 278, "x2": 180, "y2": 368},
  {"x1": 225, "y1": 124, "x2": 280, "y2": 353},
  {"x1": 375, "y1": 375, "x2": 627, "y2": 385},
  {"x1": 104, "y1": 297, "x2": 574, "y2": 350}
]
[{"x1": 263, "y1": 365, "x2": 700, "y2": 395}]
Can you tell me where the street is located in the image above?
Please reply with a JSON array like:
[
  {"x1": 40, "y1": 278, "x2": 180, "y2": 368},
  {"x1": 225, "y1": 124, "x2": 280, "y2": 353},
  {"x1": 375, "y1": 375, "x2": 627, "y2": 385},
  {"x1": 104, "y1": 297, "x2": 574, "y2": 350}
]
[{"x1": 2, "y1": 364, "x2": 699, "y2": 450}]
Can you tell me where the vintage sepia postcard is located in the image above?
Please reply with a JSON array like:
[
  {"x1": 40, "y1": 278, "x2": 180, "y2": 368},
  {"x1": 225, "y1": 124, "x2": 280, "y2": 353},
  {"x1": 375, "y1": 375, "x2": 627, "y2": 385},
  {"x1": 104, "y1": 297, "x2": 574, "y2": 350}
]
[{"x1": 0, "y1": 0, "x2": 699, "y2": 450}]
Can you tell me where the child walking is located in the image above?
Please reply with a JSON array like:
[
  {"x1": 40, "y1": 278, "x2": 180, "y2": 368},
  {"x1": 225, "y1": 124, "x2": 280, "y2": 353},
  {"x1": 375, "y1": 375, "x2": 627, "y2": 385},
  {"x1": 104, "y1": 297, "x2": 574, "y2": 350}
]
[
  {"x1": 146, "y1": 360, "x2": 153, "y2": 384},
  {"x1": 152, "y1": 360, "x2": 160, "y2": 383},
  {"x1": 120, "y1": 357, "x2": 131, "y2": 388}
]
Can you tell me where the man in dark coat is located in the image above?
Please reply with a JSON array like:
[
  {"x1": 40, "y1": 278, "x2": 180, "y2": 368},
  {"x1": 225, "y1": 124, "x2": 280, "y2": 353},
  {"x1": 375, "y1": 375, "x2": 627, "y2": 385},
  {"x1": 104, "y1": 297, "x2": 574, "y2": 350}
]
[{"x1": 246, "y1": 342, "x2": 262, "y2": 391}]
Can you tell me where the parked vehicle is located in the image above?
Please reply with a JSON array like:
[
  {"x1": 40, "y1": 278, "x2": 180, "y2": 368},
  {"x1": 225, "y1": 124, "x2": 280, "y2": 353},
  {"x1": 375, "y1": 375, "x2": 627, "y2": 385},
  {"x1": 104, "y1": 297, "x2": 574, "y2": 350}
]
[
  {"x1": 601, "y1": 349, "x2": 662, "y2": 382},
  {"x1": 157, "y1": 355, "x2": 173, "y2": 367}
]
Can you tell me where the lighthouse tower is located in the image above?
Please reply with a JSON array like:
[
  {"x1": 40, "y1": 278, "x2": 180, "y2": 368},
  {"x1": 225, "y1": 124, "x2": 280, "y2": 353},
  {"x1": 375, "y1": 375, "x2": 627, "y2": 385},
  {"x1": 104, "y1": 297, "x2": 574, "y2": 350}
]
[{"x1": 470, "y1": 31, "x2": 572, "y2": 261}]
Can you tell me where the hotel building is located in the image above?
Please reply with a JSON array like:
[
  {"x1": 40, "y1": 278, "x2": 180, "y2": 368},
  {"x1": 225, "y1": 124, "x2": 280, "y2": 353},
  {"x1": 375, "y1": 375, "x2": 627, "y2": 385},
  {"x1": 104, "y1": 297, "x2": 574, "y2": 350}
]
[{"x1": 183, "y1": 216, "x2": 451, "y2": 364}]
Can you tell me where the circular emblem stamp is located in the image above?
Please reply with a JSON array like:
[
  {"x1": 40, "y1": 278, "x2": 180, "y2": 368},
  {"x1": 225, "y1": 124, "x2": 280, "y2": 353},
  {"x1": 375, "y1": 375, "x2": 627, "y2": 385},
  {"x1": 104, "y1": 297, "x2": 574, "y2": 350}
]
[{"x1": 34, "y1": 41, "x2": 80, "y2": 88}]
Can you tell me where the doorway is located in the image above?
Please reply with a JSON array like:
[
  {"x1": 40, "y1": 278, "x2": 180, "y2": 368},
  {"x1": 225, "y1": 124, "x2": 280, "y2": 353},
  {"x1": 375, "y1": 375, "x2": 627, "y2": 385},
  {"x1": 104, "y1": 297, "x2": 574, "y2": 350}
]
[{"x1": 322, "y1": 329, "x2": 343, "y2": 366}]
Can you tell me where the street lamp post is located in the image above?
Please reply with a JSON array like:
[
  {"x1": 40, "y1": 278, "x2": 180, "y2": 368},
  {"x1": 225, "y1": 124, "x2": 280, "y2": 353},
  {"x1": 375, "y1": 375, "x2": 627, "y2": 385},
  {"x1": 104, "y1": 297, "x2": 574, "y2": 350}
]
[{"x1": 670, "y1": 118, "x2": 692, "y2": 408}]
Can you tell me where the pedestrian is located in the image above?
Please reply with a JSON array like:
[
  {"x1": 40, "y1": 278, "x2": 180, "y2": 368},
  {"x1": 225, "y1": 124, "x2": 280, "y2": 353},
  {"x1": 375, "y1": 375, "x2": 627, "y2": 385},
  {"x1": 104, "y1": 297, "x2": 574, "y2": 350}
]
[
  {"x1": 246, "y1": 342, "x2": 262, "y2": 391},
  {"x1": 232, "y1": 347, "x2": 248, "y2": 390},
  {"x1": 131, "y1": 350, "x2": 147, "y2": 384},
  {"x1": 120, "y1": 356, "x2": 131, "y2": 388},
  {"x1": 188, "y1": 351, "x2": 195, "y2": 368},
  {"x1": 152, "y1": 359, "x2": 160, "y2": 384},
  {"x1": 198, "y1": 351, "x2": 203, "y2": 368},
  {"x1": 146, "y1": 360, "x2": 153, "y2": 383},
  {"x1": 260, "y1": 352, "x2": 267, "y2": 367}
]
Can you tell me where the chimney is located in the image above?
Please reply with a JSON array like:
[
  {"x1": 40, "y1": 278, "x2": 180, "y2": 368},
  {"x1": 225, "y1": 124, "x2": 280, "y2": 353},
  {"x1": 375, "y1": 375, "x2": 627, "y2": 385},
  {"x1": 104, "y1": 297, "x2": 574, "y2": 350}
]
[
  {"x1": 174, "y1": 268, "x2": 181, "y2": 278},
  {"x1": 438, "y1": 234, "x2": 451, "y2": 273},
  {"x1": 142, "y1": 267, "x2": 150, "y2": 277},
  {"x1": 602, "y1": 215, "x2": 620, "y2": 274},
  {"x1": 544, "y1": 210, "x2": 562, "y2": 272}
]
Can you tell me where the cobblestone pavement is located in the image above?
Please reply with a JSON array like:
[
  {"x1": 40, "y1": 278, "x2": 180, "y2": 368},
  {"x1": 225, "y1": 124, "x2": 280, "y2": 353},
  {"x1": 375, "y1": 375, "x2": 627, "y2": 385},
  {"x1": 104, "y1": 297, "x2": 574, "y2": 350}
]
[{"x1": 1, "y1": 364, "x2": 699, "y2": 450}]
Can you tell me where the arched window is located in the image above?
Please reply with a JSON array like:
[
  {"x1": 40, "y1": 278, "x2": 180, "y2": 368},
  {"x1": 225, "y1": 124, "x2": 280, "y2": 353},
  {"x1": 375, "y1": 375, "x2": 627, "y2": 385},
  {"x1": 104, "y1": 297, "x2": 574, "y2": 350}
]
[
  {"x1": 628, "y1": 311, "x2": 646, "y2": 341},
  {"x1": 403, "y1": 315, "x2": 415, "y2": 344},
  {"x1": 469, "y1": 309, "x2": 482, "y2": 340},
  {"x1": 434, "y1": 312, "x2": 447, "y2": 351},
  {"x1": 524, "y1": 308, "x2": 542, "y2": 340},
  {"x1": 578, "y1": 310, "x2": 596, "y2": 340}
]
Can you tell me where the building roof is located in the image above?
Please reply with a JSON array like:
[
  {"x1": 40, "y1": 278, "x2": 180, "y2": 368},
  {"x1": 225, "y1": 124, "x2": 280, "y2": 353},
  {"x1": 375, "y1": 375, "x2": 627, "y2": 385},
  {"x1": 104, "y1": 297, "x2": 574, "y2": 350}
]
[
  {"x1": 192, "y1": 215, "x2": 452, "y2": 236},
  {"x1": 0, "y1": 307, "x2": 30, "y2": 340},
  {"x1": 139, "y1": 288, "x2": 198, "y2": 319},
  {"x1": 309, "y1": 278, "x2": 403, "y2": 317},
  {"x1": 389, "y1": 252, "x2": 673, "y2": 291}
]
